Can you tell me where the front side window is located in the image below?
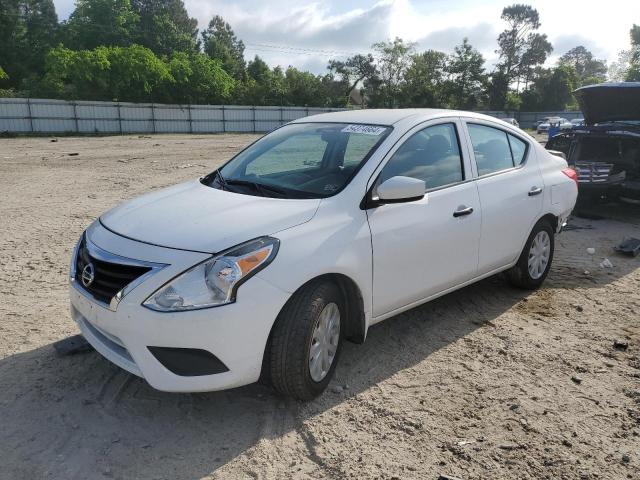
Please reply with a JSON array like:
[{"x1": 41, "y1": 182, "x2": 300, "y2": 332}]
[
  {"x1": 207, "y1": 123, "x2": 391, "y2": 198},
  {"x1": 378, "y1": 123, "x2": 464, "y2": 190},
  {"x1": 468, "y1": 123, "x2": 529, "y2": 176}
]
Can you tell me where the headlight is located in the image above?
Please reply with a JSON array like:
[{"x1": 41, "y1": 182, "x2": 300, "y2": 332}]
[{"x1": 143, "y1": 237, "x2": 279, "y2": 312}]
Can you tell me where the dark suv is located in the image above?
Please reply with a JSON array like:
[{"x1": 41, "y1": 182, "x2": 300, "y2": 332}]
[{"x1": 545, "y1": 82, "x2": 640, "y2": 203}]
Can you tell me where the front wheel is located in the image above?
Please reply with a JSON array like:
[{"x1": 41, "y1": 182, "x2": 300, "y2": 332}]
[
  {"x1": 268, "y1": 281, "x2": 343, "y2": 400},
  {"x1": 507, "y1": 219, "x2": 555, "y2": 289}
]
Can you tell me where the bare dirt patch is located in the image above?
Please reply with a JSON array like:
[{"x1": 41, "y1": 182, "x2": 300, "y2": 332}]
[{"x1": 1, "y1": 134, "x2": 639, "y2": 480}]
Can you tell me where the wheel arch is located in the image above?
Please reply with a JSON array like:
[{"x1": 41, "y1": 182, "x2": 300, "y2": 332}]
[
  {"x1": 538, "y1": 212, "x2": 558, "y2": 231},
  {"x1": 267, "y1": 272, "x2": 366, "y2": 347},
  {"x1": 258, "y1": 273, "x2": 366, "y2": 385}
]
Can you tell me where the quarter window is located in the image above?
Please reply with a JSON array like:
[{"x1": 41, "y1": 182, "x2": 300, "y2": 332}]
[
  {"x1": 508, "y1": 134, "x2": 527, "y2": 165},
  {"x1": 378, "y1": 123, "x2": 464, "y2": 190},
  {"x1": 468, "y1": 123, "x2": 529, "y2": 176}
]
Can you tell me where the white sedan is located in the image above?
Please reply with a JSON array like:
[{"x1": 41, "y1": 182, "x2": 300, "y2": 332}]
[{"x1": 70, "y1": 109, "x2": 578, "y2": 399}]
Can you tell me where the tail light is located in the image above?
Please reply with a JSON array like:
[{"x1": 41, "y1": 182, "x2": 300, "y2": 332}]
[{"x1": 562, "y1": 167, "x2": 578, "y2": 187}]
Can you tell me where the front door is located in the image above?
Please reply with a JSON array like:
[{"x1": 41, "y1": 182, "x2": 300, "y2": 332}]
[{"x1": 367, "y1": 120, "x2": 481, "y2": 318}]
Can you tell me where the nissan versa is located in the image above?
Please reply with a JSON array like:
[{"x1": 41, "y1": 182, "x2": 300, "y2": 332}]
[{"x1": 70, "y1": 110, "x2": 578, "y2": 400}]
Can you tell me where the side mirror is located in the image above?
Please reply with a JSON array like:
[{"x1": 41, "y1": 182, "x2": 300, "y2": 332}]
[{"x1": 377, "y1": 176, "x2": 425, "y2": 203}]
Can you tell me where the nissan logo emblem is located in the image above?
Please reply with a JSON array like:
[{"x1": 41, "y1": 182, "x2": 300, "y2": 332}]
[{"x1": 81, "y1": 263, "x2": 95, "y2": 288}]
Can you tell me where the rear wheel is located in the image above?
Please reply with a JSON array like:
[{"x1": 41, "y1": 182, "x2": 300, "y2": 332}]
[
  {"x1": 507, "y1": 219, "x2": 555, "y2": 289},
  {"x1": 268, "y1": 281, "x2": 343, "y2": 400}
]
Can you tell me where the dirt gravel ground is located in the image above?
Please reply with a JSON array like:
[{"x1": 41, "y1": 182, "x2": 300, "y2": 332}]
[{"x1": 1, "y1": 134, "x2": 639, "y2": 480}]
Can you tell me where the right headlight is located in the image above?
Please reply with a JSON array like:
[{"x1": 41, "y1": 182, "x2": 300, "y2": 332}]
[{"x1": 143, "y1": 236, "x2": 279, "y2": 312}]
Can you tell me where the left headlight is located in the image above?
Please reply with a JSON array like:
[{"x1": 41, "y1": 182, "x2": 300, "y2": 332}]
[{"x1": 143, "y1": 236, "x2": 279, "y2": 312}]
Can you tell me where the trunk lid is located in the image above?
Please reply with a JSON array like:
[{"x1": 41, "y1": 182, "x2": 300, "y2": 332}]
[{"x1": 574, "y1": 82, "x2": 640, "y2": 125}]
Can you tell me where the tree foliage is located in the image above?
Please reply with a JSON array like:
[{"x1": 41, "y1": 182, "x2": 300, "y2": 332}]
[
  {"x1": 626, "y1": 24, "x2": 640, "y2": 81},
  {"x1": 62, "y1": 0, "x2": 139, "y2": 50},
  {"x1": 400, "y1": 50, "x2": 447, "y2": 107},
  {"x1": 444, "y1": 38, "x2": 487, "y2": 109},
  {"x1": 2, "y1": 1, "x2": 635, "y2": 111},
  {"x1": 131, "y1": 0, "x2": 199, "y2": 56},
  {"x1": 37, "y1": 45, "x2": 233, "y2": 103},
  {"x1": 202, "y1": 15, "x2": 246, "y2": 80},
  {"x1": 491, "y1": 4, "x2": 552, "y2": 108},
  {"x1": 520, "y1": 65, "x2": 578, "y2": 111},
  {"x1": 368, "y1": 38, "x2": 415, "y2": 107},
  {"x1": 0, "y1": 0, "x2": 58, "y2": 89},
  {"x1": 558, "y1": 46, "x2": 607, "y2": 85},
  {"x1": 328, "y1": 54, "x2": 377, "y2": 105}
]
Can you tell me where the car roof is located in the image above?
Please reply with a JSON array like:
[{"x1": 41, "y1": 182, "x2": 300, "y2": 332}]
[{"x1": 290, "y1": 108, "x2": 502, "y2": 127}]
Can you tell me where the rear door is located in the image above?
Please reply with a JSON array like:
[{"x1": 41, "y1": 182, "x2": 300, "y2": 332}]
[
  {"x1": 367, "y1": 119, "x2": 481, "y2": 318},
  {"x1": 461, "y1": 119, "x2": 544, "y2": 274}
]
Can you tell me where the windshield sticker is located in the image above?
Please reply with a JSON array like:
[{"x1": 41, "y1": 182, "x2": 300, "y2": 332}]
[{"x1": 341, "y1": 124, "x2": 386, "y2": 135}]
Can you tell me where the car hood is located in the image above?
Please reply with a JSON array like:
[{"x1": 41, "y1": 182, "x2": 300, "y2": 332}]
[
  {"x1": 100, "y1": 180, "x2": 321, "y2": 253},
  {"x1": 575, "y1": 82, "x2": 640, "y2": 125}
]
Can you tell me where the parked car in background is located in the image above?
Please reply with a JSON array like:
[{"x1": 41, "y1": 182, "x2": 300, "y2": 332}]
[
  {"x1": 533, "y1": 118, "x2": 550, "y2": 130},
  {"x1": 503, "y1": 117, "x2": 520, "y2": 127},
  {"x1": 545, "y1": 82, "x2": 640, "y2": 203},
  {"x1": 537, "y1": 117, "x2": 573, "y2": 134},
  {"x1": 70, "y1": 109, "x2": 578, "y2": 400},
  {"x1": 570, "y1": 118, "x2": 585, "y2": 127}
]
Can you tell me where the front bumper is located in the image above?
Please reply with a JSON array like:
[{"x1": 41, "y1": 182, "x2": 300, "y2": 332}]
[{"x1": 69, "y1": 222, "x2": 291, "y2": 392}]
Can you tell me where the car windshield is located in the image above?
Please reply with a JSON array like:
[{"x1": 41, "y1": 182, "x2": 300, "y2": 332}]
[{"x1": 204, "y1": 122, "x2": 391, "y2": 199}]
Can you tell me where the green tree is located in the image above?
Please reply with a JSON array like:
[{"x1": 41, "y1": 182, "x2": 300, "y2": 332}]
[
  {"x1": 368, "y1": 37, "x2": 415, "y2": 107},
  {"x1": 520, "y1": 65, "x2": 578, "y2": 110},
  {"x1": 627, "y1": 24, "x2": 640, "y2": 81},
  {"x1": 327, "y1": 54, "x2": 377, "y2": 106},
  {"x1": 131, "y1": 0, "x2": 198, "y2": 56},
  {"x1": 38, "y1": 44, "x2": 173, "y2": 101},
  {"x1": 201, "y1": 15, "x2": 246, "y2": 80},
  {"x1": 558, "y1": 46, "x2": 607, "y2": 85},
  {"x1": 444, "y1": 38, "x2": 487, "y2": 109},
  {"x1": 242, "y1": 56, "x2": 286, "y2": 105},
  {"x1": 609, "y1": 25, "x2": 640, "y2": 82},
  {"x1": 487, "y1": 70, "x2": 510, "y2": 109},
  {"x1": 0, "y1": 0, "x2": 59, "y2": 90},
  {"x1": 400, "y1": 50, "x2": 447, "y2": 107},
  {"x1": 164, "y1": 52, "x2": 234, "y2": 103},
  {"x1": 283, "y1": 67, "x2": 325, "y2": 106},
  {"x1": 491, "y1": 4, "x2": 552, "y2": 107},
  {"x1": 62, "y1": 0, "x2": 139, "y2": 50}
]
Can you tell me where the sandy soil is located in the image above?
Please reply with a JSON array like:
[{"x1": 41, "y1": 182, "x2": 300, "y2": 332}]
[{"x1": 0, "y1": 134, "x2": 639, "y2": 480}]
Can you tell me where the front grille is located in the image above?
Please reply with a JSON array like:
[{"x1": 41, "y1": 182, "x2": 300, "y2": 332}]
[{"x1": 75, "y1": 237, "x2": 151, "y2": 305}]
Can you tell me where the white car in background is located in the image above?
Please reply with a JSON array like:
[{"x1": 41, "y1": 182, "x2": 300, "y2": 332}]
[
  {"x1": 537, "y1": 117, "x2": 573, "y2": 134},
  {"x1": 70, "y1": 109, "x2": 578, "y2": 400}
]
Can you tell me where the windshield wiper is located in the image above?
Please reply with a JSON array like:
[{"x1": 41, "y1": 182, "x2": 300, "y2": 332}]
[
  {"x1": 213, "y1": 169, "x2": 229, "y2": 190},
  {"x1": 225, "y1": 179, "x2": 287, "y2": 198}
]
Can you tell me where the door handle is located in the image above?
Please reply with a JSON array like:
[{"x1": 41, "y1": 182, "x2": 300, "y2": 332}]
[
  {"x1": 453, "y1": 206, "x2": 474, "y2": 217},
  {"x1": 528, "y1": 186, "x2": 543, "y2": 196}
]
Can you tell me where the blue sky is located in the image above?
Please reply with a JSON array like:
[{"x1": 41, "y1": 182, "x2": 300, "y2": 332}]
[{"x1": 52, "y1": 0, "x2": 640, "y2": 74}]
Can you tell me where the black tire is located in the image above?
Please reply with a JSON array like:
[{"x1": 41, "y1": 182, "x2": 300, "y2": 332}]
[
  {"x1": 268, "y1": 281, "x2": 343, "y2": 400},
  {"x1": 507, "y1": 219, "x2": 555, "y2": 289}
]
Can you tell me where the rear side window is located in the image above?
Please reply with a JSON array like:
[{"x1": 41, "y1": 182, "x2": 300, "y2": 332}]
[
  {"x1": 508, "y1": 134, "x2": 527, "y2": 164},
  {"x1": 378, "y1": 122, "x2": 464, "y2": 190},
  {"x1": 468, "y1": 124, "x2": 528, "y2": 176}
]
